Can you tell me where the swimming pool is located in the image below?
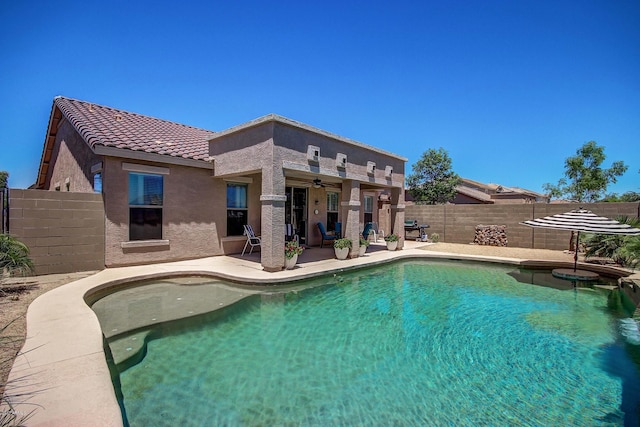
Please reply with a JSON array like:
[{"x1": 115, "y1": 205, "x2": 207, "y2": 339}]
[{"x1": 93, "y1": 260, "x2": 640, "y2": 426}]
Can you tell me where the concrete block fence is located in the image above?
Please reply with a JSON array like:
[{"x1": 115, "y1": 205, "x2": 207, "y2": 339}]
[
  {"x1": 405, "y1": 202, "x2": 640, "y2": 251},
  {"x1": 7, "y1": 189, "x2": 105, "y2": 275}
]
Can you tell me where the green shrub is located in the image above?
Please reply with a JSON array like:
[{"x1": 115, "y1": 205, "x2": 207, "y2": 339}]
[
  {"x1": 334, "y1": 238, "x2": 352, "y2": 249},
  {"x1": 0, "y1": 234, "x2": 34, "y2": 278}
]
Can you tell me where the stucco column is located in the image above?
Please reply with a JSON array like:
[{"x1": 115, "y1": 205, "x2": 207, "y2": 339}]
[
  {"x1": 260, "y1": 165, "x2": 286, "y2": 271},
  {"x1": 378, "y1": 193, "x2": 392, "y2": 241},
  {"x1": 341, "y1": 179, "x2": 361, "y2": 257},
  {"x1": 390, "y1": 187, "x2": 406, "y2": 249}
]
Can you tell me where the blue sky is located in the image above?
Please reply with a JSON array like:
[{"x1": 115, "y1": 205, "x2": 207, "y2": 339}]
[{"x1": 1, "y1": 0, "x2": 639, "y2": 195}]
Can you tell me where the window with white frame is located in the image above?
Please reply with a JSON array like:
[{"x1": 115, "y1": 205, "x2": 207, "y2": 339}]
[
  {"x1": 364, "y1": 195, "x2": 374, "y2": 224},
  {"x1": 129, "y1": 172, "x2": 163, "y2": 240},
  {"x1": 227, "y1": 183, "x2": 248, "y2": 236},
  {"x1": 327, "y1": 192, "x2": 339, "y2": 232}
]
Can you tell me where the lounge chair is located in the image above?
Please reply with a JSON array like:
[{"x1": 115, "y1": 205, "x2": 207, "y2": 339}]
[
  {"x1": 317, "y1": 222, "x2": 337, "y2": 248},
  {"x1": 241, "y1": 224, "x2": 261, "y2": 256}
]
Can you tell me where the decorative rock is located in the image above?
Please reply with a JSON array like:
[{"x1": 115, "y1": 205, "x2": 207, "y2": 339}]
[{"x1": 473, "y1": 225, "x2": 507, "y2": 247}]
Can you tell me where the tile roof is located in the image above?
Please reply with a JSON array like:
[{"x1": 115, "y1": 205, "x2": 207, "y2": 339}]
[{"x1": 54, "y1": 97, "x2": 216, "y2": 161}]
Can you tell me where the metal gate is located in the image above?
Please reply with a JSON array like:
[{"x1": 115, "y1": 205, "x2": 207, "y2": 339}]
[{"x1": 1, "y1": 187, "x2": 8, "y2": 234}]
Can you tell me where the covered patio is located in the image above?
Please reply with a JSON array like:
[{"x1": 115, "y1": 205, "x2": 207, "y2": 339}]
[{"x1": 209, "y1": 114, "x2": 408, "y2": 271}]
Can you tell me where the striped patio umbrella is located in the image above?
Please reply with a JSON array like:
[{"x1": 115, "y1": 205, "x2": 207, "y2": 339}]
[{"x1": 520, "y1": 208, "x2": 640, "y2": 271}]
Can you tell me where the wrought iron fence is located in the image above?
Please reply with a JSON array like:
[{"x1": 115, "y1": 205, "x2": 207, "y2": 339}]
[{"x1": 1, "y1": 187, "x2": 8, "y2": 234}]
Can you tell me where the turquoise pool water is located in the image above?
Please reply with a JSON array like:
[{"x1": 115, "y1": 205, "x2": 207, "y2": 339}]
[{"x1": 102, "y1": 261, "x2": 640, "y2": 426}]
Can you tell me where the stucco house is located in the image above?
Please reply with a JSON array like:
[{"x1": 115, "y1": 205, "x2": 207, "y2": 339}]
[
  {"x1": 35, "y1": 97, "x2": 407, "y2": 271},
  {"x1": 452, "y1": 178, "x2": 549, "y2": 204}
]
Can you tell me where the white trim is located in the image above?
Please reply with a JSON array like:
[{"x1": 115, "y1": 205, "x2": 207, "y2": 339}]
[
  {"x1": 122, "y1": 162, "x2": 170, "y2": 175},
  {"x1": 341, "y1": 201, "x2": 361, "y2": 207}
]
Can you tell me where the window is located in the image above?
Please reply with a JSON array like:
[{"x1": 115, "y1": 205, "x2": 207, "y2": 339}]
[
  {"x1": 364, "y1": 195, "x2": 374, "y2": 224},
  {"x1": 129, "y1": 172, "x2": 163, "y2": 240},
  {"x1": 327, "y1": 192, "x2": 339, "y2": 231},
  {"x1": 93, "y1": 173, "x2": 102, "y2": 193},
  {"x1": 227, "y1": 183, "x2": 248, "y2": 236}
]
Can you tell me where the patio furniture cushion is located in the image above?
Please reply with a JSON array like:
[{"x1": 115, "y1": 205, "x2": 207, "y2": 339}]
[{"x1": 317, "y1": 222, "x2": 337, "y2": 248}]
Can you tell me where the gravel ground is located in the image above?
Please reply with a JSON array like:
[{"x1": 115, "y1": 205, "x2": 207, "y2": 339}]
[{"x1": 420, "y1": 242, "x2": 578, "y2": 261}]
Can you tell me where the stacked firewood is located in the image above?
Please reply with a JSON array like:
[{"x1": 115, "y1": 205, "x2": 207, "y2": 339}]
[{"x1": 473, "y1": 225, "x2": 507, "y2": 246}]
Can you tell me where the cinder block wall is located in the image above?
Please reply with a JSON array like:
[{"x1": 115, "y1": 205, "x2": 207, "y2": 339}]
[
  {"x1": 405, "y1": 202, "x2": 640, "y2": 250},
  {"x1": 8, "y1": 189, "x2": 105, "y2": 275}
]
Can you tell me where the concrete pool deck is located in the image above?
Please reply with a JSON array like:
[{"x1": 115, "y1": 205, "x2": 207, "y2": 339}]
[{"x1": 4, "y1": 241, "x2": 638, "y2": 426}]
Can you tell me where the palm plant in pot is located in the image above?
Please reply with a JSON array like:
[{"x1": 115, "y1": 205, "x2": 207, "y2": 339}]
[
  {"x1": 284, "y1": 241, "x2": 304, "y2": 269},
  {"x1": 358, "y1": 238, "x2": 369, "y2": 256},
  {"x1": 334, "y1": 238, "x2": 352, "y2": 260},
  {"x1": 384, "y1": 233, "x2": 400, "y2": 251}
]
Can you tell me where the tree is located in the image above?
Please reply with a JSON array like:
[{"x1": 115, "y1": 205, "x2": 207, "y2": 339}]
[
  {"x1": 0, "y1": 171, "x2": 7, "y2": 189},
  {"x1": 600, "y1": 191, "x2": 640, "y2": 202},
  {"x1": 543, "y1": 141, "x2": 628, "y2": 202},
  {"x1": 407, "y1": 148, "x2": 461, "y2": 205}
]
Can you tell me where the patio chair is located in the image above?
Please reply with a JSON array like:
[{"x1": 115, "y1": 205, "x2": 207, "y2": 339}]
[
  {"x1": 285, "y1": 223, "x2": 299, "y2": 243},
  {"x1": 317, "y1": 222, "x2": 337, "y2": 248},
  {"x1": 370, "y1": 222, "x2": 384, "y2": 242},
  {"x1": 362, "y1": 222, "x2": 374, "y2": 241},
  {"x1": 241, "y1": 224, "x2": 261, "y2": 256}
]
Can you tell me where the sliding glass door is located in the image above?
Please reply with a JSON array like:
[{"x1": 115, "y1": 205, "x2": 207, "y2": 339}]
[{"x1": 285, "y1": 187, "x2": 307, "y2": 245}]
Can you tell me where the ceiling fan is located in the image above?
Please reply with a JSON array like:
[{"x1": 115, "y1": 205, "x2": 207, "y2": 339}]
[{"x1": 312, "y1": 178, "x2": 325, "y2": 188}]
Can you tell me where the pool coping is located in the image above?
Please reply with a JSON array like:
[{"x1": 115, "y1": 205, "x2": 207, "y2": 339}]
[{"x1": 4, "y1": 242, "x2": 637, "y2": 426}]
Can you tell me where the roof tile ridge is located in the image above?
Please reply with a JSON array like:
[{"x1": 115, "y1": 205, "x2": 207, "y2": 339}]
[{"x1": 54, "y1": 97, "x2": 106, "y2": 148}]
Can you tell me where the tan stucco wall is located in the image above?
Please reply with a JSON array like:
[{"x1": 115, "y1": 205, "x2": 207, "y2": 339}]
[
  {"x1": 273, "y1": 122, "x2": 405, "y2": 187},
  {"x1": 44, "y1": 119, "x2": 102, "y2": 192},
  {"x1": 405, "y1": 202, "x2": 640, "y2": 250},
  {"x1": 103, "y1": 158, "x2": 245, "y2": 267},
  {"x1": 8, "y1": 189, "x2": 105, "y2": 274}
]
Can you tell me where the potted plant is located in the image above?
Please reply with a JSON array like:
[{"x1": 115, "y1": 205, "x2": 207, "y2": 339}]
[
  {"x1": 334, "y1": 238, "x2": 352, "y2": 260},
  {"x1": 430, "y1": 233, "x2": 440, "y2": 243},
  {"x1": 358, "y1": 238, "x2": 369, "y2": 256},
  {"x1": 384, "y1": 233, "x2": 400, "y2": 251},
  {"x1": 284, "y1": 241, "x2": 304, "y2": 269}
]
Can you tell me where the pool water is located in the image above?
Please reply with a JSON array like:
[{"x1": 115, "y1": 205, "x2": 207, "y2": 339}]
[{"x1": 103, "y1": 261, "x2": 640, "y2": 426}]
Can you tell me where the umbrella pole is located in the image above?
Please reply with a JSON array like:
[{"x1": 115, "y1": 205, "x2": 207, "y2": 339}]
[{"x1": 573, "y1": 231, "x2": 580, "y2": 272}]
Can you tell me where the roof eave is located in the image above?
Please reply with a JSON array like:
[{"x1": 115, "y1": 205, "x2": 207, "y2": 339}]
[
  {"x1": 35, "y1": 100, "x2": 66, "y2": 189},
  {"x1": 94, "y1": 146, "x2": 212, "y2": 169}
]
